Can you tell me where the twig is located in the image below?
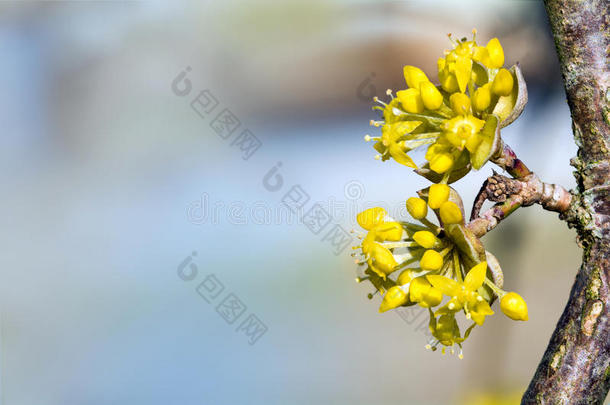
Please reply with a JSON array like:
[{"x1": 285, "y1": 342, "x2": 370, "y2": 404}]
[{"x1": 468, "y1": 173, "x2": 572, "y2": 238}]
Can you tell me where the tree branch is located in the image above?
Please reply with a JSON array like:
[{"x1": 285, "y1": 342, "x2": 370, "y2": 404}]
[
  {"x1": 521, "y1": 0, "x2": 610, "y2": 403},
  {"x1": 468, "y1": 173, "x2": 572, "y2": 238}
]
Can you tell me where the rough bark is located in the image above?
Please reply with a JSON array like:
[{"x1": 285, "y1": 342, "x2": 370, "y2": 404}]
[{"x1": 522, "y1": 0, "x2": 610, "y2": 403}]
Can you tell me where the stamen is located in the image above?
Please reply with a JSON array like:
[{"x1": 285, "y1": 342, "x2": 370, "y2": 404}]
[
  {"x1": 458, "y1": 348, "x2": 464, "y2": 360},
  {"x1": 364, "y1": 134, "x2": 371, "y2": 142},
  {"x1": 373, "y1": 96, "x2": 387, "y2": 107},
  {"x1": 374, "y1": 154, "x2": 382, "y2": 160},
  {"x1": 380, "y1": 241, "x2": 417, "y2": 249},
  {"x1": 369, "y1": 120, "x2": 383, "y2": 127},
  {"x1": 447, "y1": 33, "x2": 457, "y2": 46},
  {"x1": 386, "y1": 89, "x2": 394, "y2": 99}
]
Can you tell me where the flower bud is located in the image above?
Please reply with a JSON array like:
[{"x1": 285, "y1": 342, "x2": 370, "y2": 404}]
[
  {"x1": 376, "y1": 221, "x2": 403, "y2": 241},
  {"x1": 422, "y1": 287, "x2": 443, "y2": 307},
  {"x1": 429, "y1": 153, "x2": 454, "y2": 174},
  {"x1": 413, "y1": 231, "x2": 438, "y2": 249},
  {"x1": 472, "y1": 84, "x2": 491, "y2": 112},
  {"x1": 420, "y1": 249, "x2": 443, "y2": 271},
  {"x1": 486, "y1": 38, "x2": 504, "y2": 69},
  {"x1": 397, "y1": 89, "x2": 424, "y2": 113},
  {"x1": 369, "y1": 244, "x2": 398, "y2": 279},
  {"x1": 500, "y1": 292, "x2": 529, "y2": 321},
  {"x1": 450, "y1": 93, "x2": 471, "y2": 115},
  {"x1": 437, "y1": 57, "x2": 446, "y2": 72},
  {"x1": 357, "y1": 207, "x2": 386, "y2": 230},
  {"x1": 420, "y1": 81, "x2": 443, "y2": 110},
  {"x1": 379, "y1": 286, "x2": 408, "y2": 313},
  {"x1": 439, "y1": 70, "x2": 459, "y2": 93},
  {"x1": 492, "y1": 68, "x2": 514, "y2": 96},
  {"x1": 406, "y1": 197, "x2": 428, "y2": 219},
  {"x1": 428, "y1": 184, "x2": 450, "y2": 209},
  {"x1": 439, "y1": 201, "x2": 463, "y2": 224},
  {"x1": 409, "y1": 276, "x2": 431, "y2": 303},
  {"x1": 403, "y1": 65, "x2": 429, "y2": 89},
  {"x1": 397, "y1": 269, "x2": 415, "y2": 286}
]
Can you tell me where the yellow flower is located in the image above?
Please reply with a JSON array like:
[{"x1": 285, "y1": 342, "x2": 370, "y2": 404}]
[
  {"x1": 420, "y1": 250, "x2": 443, "y2": 271},
  {"x1": 367, "y1": 120, "x2": 429, "y2": 168},
  {"x1": 472, "y1": 84, "x2": 491, "y2": 111},
  {"x1": 397, "y1": 268, "x2": 417, "y2": 285},
  {"x1": 356, "y1": 207, "x2": 386, "y2": 230},
  {"x1": 450, "y1": 93, "x2": 471, "y2": 116},
  {"x1": 472, "y1": 37, "x2": 505, "y2": 69},
  {"x1": 366, "y1": 30, "x2": 517, "y2": 177},
  {"x1": 427, "y1": 262, "x2": 494, "y2": 325},
  {"x1": 500, "y1": 292, "x2": 529, "y2": 321},
  {"x1": 428, "y1": 184, "x2": 450, "y2": 209},
  {"x1": 441, "y1": 115, "x2": 486, "y2": 152},
  {"x1": 492, "y1": 68, "x2": 514, "y2": 96},
  {"x1": 429, "y1": 153, "x2": 454, "y2": 174},
  {"x1": 409, "y1": 276, "x2": 443, "y2": 308},
  {"x1": 406, "y1": 197, "x2": 428, "y2": 219},
  {"x1": 412, "y1": 231, "x2": 438, "y2": 249},
  {"x1": 420, "y1": 81, "x2": 443, "y2": 110},
  {"x1": 403, "y1": 65, "x2": 429, "y2": 89},
  {"x1": 379, "y1": 285, "x2": 409, "y2": 312},
  {"x1": 352, "y1": 187, "x2": 508, "y2": 354},
  {"x1": 439, "y1": 201, "x2": 463, "y2": 224},
  {"x1": 396, "y1": 88, "x2": 424, "y2": 113}
]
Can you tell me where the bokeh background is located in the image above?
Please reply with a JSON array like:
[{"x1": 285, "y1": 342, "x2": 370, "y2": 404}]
[{"x1": 1, "y1": 1, "x2": 588, "y2": 404}]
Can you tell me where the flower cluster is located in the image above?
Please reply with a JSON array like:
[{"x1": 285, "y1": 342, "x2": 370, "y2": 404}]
[
  {"x1": 365, "y1": 30, "x2": 526, "y2": 184},
  {"x1": 352, "y1": 183, "x2": 529, "y2": 357}
]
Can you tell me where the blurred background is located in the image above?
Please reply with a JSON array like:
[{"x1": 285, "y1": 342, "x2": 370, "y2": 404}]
[{"x1": 0, "y1": 1, "x2": 586, "y2": 404}]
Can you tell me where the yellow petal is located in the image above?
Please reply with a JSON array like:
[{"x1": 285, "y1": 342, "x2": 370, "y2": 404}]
[
  {"x1": 470, "y1": 300, "x2": 494, "y2": 325},
  {"x1": 396, "y1": 88, "x2": 424, "y2": 114},
  {"x1": 486, "y1": 38, "x2": 504, "y2": 69},
  {"x1": 450, "y1": 93, "x2": 471, "y2": 115},
  {"x1": 397, "y1": 269, "x2": 415, "y2": 286},
  {"x1": 357, "y1": 207, "x2": 386, "y2": 230},
  {"x1": 426, "y1": 275, "x2": 460, "y2": 296},
  {"x1": 403, "y1": 65, "x2": 429, "y2": 89},
  {"x1": 409, "y1": 276, "x2": 431, "y2": 302},
  {"x1": 376, "y1": 221, "x2": 403, "y2": 241},
  {"x1": 439, "y1": 69, "x2": 459, "y2": 93},
  {"x1": 368, "y1": 243, "x2": 398, "y2": 279},
  {"x1": 389, "y1": 144, "x2": 417, "y2": 168},
  {"x1": 421, "y1": 287, "x2": 443, "y2": 307},
  {"x1": 464, "y1": 261, "x2": 488, "y2": 291},
  {"x1": 455, "y1": 56, "x2": 472, "y2": 93},
  {"x1": 472, "y1": 46, "x2": 491, "y2": 68},
  {"x1": 472, "y1": 84, "x2": 491, "y2": 112}
]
